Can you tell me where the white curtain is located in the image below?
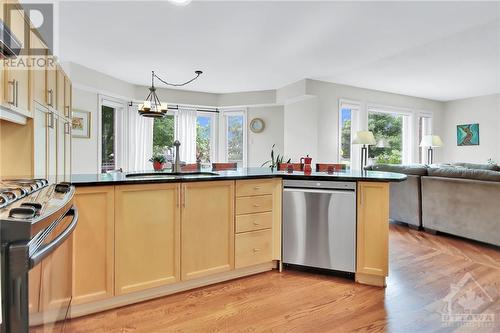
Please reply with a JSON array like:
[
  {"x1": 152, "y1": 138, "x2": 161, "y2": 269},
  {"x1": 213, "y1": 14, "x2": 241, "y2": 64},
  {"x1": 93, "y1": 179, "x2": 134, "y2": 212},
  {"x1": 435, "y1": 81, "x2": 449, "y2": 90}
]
[
  {"x1": 177, "y1": 108, "x2": 197, "y2": 163},
  {"x1": 126, "y1": 104, "x2": 154, "y2": 171}
]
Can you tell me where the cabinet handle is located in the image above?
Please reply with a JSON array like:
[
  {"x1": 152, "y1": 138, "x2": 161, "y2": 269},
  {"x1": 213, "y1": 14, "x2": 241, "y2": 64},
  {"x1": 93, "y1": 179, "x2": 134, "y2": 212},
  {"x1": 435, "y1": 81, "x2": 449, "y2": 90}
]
[
  {"x1": 48, "y1": 89, "x2": 54, "y2": 107},
  {"x1": 253, "y1": 186, "x2": 260, "y2": 190},
  {"x1": 176, "y1": 187, "x2": 180, "y2": 208},
  {"x1": 47, "y1": 112, "x2": 55, "y2": 129},
  {"x1": 253, "y1": 221, "x2": 260, "y2": 226},
  {"x1": 64, "y1": 122, "x2": 70, "y2": 134},
  {"x1": 253, "y1": 248, "x2": 261, "y2": 253},
  {"x1": 8, "y1": 80, "x2": 15, "y2": 105},
  {"x1": 360, "y1": 190, "x2": 363, "y2": 206},
  {"x1": 65, "y1": 105, "x2": 71, "y2": 116},
  {"x1": 253, "y1": 204, "x2": 260, "y2": 207}
]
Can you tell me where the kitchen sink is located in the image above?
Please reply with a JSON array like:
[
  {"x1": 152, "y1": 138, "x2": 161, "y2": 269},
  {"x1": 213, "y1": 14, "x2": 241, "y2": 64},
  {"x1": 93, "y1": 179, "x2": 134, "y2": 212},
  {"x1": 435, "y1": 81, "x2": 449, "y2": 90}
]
[{"x1": 125, "y1": 171, "x2": 219, "y2": 178}]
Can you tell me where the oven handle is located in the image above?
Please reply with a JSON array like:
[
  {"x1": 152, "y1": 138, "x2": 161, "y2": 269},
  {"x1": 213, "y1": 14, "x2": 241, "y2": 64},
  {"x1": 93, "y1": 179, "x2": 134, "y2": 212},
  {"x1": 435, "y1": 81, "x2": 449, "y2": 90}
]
[{"x1": 29, "y1": 205, "x2": 78, "y2": 267}]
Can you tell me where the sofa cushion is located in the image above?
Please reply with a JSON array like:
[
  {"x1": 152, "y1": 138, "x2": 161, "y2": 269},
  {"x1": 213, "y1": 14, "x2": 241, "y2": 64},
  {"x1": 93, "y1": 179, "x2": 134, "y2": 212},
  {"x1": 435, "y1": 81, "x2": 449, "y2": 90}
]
[
  {"x1": 367, "y1": 164, "x2": 428, "y2": 176},
  {"x1": 427, "y1": 167, "x2": 500, "y2": 182},
  {"x1": 452, "y1": 162, "x2": 500, "y2": 171}
]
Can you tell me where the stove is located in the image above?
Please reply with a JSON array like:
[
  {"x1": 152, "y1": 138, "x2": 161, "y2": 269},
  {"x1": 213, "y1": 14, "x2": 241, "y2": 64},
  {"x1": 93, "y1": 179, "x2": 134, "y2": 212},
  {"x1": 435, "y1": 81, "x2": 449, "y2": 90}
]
[{"x1": 0, "y1": 179, "x2": 77, "y2": 333}]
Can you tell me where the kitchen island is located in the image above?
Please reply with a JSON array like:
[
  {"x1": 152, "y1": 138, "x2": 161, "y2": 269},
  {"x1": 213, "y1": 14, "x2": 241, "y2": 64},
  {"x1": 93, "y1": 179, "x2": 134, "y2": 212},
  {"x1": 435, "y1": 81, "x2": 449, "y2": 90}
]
[{"x1": 69, "y1": 168, "x2": 405, "y2": 318}]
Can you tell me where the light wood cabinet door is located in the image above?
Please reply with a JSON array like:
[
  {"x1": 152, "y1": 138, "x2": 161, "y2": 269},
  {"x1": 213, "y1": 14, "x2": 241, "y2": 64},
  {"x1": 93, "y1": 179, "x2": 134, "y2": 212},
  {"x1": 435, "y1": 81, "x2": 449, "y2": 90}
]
[
  {"x1": 115, "y1": 183, "x2": 181, "y2": 295},
  {"x1": 356, "y1": 182, "x2": 389, "y2": 286},
  {"x1": 181, "y1": 181, "x2": 234, "y2": 281},
  {"x1": 45, "y1": 59, "x2": 57, "y2": 109},
  {"x1": 56, "y1": 65, "x2": 65, "y2": 115},
  {"x1": 64, "y1": 75, "x2": 72, "y2": 118},
  {"x1": 47, "y1": 112, "x2": 57, "y2": 180},
  {"x1": 73, "y1": 186, "x2": 114, "y2": 305},
  {"x1": 29, "y1": 264, "x2": 42, "y2": 314},
  {"x1": 2, "y1": 7, "x2": 30, "y2": 112},
  {"x1": 56, "y1": 116, "x2": 65, "y2": 181},
  {"x1": 33, "y1": 105, "x2": 48, "y2": 178},
  {"x1": 30, "y1": 30, "x2": 48, "y2": 107}
]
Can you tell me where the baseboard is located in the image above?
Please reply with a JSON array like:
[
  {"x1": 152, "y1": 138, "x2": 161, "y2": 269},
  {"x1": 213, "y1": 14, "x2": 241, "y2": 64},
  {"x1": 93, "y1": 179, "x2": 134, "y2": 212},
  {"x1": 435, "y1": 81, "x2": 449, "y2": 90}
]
[{"x1": 69, "y1": 261, "x2": 277, "y2": 319}]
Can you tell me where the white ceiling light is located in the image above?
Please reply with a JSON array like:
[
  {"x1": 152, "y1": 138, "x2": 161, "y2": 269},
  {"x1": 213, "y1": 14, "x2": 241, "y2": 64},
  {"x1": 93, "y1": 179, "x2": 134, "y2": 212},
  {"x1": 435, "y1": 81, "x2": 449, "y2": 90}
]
[{"x1": 168, "y1": 0, "x2": 192, "y2": 6}]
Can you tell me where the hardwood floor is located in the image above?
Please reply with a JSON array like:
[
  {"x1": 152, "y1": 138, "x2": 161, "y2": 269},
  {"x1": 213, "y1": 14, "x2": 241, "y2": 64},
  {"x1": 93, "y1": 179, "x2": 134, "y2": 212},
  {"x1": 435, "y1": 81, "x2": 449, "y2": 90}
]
[{"x1": 65, "y1": 223, "x2": 500, "y2": 333}]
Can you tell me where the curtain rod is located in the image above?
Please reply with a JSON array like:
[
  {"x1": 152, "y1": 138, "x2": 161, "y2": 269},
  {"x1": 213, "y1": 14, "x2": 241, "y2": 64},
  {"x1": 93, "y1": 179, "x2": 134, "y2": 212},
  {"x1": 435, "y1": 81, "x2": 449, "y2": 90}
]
[{"x1": 128, "y1": 101, "x2": 219, "y2": 114}]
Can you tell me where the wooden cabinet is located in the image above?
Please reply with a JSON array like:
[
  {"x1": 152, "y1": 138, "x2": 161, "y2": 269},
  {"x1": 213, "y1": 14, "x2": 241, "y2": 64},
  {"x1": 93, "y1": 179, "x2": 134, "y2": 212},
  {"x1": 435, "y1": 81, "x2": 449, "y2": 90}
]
[
  {"x1": 181, "y1": 181, "x2": 234, "y2": 281},
  {"x1": 28, "y1": 264, "x2": 42, "y2": 314},
  {"x1": 115, "y1": 184, "x2": 181, "y2": 295},
  {"x1": 2, "y1": 6, "x2": 30, "y2": 113},
  {"x1": 64, "y1": 75, "x2": 72, "y2": 118},
  {"x1": 40, "y1": 224, "x2": 73, "y2": 311},
  {"x1": 45, "y1": 59, "x2": 57, "y2": 109},
  {"x1": 56, "y1": 65, "x2": 65, "y2": 115},
  {"x1": 73, "y1": 186, "x2": 115, "y2": 304},
  {"x1": 33, "y1": 105, "x2": 48, "y2": 178},
  {"x1": 30, "y1": 30, "x2": 49, "y2": 107},
  {"x1": 356, "y1": 182, "x2": 389, "y2": 287},
  {"x1": 234, "y1": 179, "x2": 280, "y2": 269}
]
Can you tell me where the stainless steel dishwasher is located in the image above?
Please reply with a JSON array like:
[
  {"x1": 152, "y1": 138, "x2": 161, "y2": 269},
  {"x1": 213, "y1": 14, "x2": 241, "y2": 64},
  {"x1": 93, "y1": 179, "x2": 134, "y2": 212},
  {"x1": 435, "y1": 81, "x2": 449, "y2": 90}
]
[{"x1": 283, "y1": 180, "x2": 356, "y2": 273}]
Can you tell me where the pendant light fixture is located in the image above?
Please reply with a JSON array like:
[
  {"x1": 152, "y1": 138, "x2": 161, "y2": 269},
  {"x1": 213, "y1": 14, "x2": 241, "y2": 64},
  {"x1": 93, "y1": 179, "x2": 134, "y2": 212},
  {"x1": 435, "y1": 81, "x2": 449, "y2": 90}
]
[{"x1": 138, "y1": 70, "x2": 203, "y2": 118}]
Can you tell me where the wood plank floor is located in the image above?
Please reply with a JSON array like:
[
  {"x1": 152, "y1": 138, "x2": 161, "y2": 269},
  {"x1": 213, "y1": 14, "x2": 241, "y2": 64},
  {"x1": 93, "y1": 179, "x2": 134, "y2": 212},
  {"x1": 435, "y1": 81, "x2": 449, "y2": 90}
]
[{"x1": 65, "y1": 223, "x2": 500, "y2": 333}]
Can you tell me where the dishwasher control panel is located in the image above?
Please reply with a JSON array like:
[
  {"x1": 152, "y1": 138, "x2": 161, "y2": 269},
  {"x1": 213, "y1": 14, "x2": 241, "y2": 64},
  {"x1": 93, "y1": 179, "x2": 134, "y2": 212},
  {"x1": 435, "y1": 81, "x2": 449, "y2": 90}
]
[{"x1": 283, "y1": 180, "x2": 356, "y2": 191}]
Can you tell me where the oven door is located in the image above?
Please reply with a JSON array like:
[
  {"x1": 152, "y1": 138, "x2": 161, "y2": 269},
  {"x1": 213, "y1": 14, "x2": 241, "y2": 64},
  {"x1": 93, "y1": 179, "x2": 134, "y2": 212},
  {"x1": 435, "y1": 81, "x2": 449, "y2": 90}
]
[{"x1": 7, "y1": 206, "x2": 78, "y2": 333}]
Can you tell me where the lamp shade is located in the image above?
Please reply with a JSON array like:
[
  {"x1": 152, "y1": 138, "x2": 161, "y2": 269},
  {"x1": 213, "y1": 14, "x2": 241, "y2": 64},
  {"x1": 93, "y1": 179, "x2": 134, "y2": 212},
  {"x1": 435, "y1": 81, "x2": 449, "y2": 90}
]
[
  {"x1": 352, "y1": 131, "x2": 376, "y2": 145},
  {"x1": 420, "y1": 135, "x2": 443, "y2": 147}
]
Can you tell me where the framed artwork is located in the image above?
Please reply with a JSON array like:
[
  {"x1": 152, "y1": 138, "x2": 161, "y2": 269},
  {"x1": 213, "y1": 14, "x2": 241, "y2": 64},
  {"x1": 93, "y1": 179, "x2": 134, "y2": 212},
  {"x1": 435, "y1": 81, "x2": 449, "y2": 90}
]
[
  {"x1": 457, "y1": 123, "x2": 479, "y2": 146},
  {"x1": 72, "y1": 110, "x2": 91, "y2": 138}
]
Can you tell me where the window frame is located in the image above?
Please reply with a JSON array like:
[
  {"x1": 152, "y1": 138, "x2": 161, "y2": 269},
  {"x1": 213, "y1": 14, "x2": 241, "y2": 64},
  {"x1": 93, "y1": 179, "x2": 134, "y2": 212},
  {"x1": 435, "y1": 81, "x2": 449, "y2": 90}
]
[
  {"x1": 366, "y1": 104, "x2": 414, "y2": 165},
  {"x1": 338, "y1": 99, "x2": 361, "y2": 167},
  {"x1": 219, "y1": 108, "x2": 247, "y2": 167},
  {"x1": 97, "y1": 95, "x2": 127, "y2": 174},
  {"x1": 195, "y1": 111, "x2": 218, "y2": 164}
]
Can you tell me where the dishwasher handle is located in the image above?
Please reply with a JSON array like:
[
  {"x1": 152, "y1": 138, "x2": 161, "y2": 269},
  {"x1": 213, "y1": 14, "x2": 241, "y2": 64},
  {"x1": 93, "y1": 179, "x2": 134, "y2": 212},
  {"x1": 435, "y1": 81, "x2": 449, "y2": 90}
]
[{"x1": 283, "y1": 187, "x2": 355, "y2": 194}]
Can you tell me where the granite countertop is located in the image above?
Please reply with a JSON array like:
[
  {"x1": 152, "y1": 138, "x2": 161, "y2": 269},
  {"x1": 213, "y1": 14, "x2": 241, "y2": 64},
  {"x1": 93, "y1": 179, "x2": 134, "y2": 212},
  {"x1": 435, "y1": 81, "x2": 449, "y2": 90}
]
[{"x1": 70, "y1": 167, "x2": 407, "y2": 186}]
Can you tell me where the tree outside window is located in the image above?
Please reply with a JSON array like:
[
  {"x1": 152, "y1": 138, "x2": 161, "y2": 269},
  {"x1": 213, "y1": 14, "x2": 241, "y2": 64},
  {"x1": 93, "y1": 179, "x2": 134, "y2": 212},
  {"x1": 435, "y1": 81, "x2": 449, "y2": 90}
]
[
  {"x1": 227, "y1": 115, "x2": 243, "y2": 163},
  {"x1": 153, "y1": 115, "x2": 175, "y2": 157},
  {"x1": 196, "y1": 116, "x2": 212, "y2": 163},
  {"x1": 368, "y1": 112, "x2": 403, "y2": 164}
]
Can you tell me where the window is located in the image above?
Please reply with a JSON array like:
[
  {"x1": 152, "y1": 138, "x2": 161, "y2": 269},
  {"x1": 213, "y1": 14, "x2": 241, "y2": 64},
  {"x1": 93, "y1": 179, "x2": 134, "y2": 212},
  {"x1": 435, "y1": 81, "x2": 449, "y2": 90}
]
[
  {"x1": 101, "y1": 106, "x2": 116, "y2": 173},
  {"x1": 153, "y1": 114, "x2": 176, "y2": 159},
  {"x1": 221, "y1": 110, "x2": 247, "y2": 167},
  {"x1": 338, "y1": 100, "x2": 360, "y2": 167},
  {"x1": 196, "y1": 113, "x2": 216, "y2": 164},
  {"x1": 367, "y1": 107, "x2": 411, "y2": 165}
]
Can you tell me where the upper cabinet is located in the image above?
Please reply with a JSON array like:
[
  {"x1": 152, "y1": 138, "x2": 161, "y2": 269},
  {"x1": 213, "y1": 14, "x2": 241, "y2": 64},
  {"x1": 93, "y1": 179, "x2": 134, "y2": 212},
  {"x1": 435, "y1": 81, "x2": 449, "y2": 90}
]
[
  {"x1": 64, "y1": 75, "x2": 72, "y2": 118},
  {"x1": 1, "y1": 6, "x2": 30, "y2": 114}
]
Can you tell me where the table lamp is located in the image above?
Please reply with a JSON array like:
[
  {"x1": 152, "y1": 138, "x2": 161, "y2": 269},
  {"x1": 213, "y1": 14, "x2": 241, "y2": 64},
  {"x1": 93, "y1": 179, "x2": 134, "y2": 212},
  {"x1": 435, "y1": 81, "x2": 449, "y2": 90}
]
[
  {"x1": 419, "y1": 135, "x2": 443, "y2": 164},
  {"x1": 353, "y1": 131, "x2": 376, "y2": 170}
]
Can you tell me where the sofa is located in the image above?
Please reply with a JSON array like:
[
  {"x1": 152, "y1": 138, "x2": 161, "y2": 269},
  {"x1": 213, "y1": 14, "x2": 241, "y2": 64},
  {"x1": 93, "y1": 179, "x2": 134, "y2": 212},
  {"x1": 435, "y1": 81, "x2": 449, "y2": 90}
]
[{"x1": 366, "y1": 162, "x2": 500, "y2": 246}]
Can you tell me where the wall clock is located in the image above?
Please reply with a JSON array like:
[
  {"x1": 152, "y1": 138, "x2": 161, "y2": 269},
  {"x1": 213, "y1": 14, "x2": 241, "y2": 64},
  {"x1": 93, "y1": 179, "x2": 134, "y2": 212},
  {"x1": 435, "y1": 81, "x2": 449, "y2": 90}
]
[{"x1": 249, "y1": 118, "x2": 265, "y2": 133}]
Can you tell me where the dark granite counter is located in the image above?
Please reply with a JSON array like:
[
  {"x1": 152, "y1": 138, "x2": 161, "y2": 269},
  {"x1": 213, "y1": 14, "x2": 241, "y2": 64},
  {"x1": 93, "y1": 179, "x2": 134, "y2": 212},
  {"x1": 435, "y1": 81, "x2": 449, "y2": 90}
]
[{"x1": 70, "y1": 167, "x2": 407, "y2": 187}]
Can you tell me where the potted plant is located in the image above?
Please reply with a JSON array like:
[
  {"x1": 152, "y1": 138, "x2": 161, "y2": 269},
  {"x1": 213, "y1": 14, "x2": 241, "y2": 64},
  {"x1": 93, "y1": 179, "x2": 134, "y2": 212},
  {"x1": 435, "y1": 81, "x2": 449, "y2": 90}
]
[
  {"x1": 261, "y1": 144, "x2": 290, "y2": 171},
  {"x1": 149, "y1": 153, "x2": 167, "y2": 171}
]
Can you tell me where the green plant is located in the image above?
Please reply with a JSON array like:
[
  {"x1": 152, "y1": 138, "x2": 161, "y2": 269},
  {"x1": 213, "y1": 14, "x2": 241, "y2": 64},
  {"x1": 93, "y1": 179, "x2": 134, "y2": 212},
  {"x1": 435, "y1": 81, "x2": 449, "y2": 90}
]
[
  {"x1": 149, "y1": 153, "x2": 166, "y2": 164},
  {"x1": 261, "y1": 144, "x2": 291, "y2": 170},
  {"x1": 488, "y1": 158, "x2": 497, "y2": 166}
]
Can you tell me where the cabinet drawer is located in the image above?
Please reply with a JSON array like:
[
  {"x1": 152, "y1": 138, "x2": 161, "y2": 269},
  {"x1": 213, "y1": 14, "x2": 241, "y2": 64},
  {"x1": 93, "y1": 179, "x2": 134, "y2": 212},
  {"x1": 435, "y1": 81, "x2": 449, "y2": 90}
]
[
  {"x1": 235, "y1": 229, "x2": 272, "y2": 268},
  {"x1": 236, "y1": 179, "x2": 274, "y2": 197},
  {"x1": 236, "y1": 195, "x2": 272, "y2": 215},
  {"x1": 236, "y1": 212, "x2": 272, "y2": 233}
]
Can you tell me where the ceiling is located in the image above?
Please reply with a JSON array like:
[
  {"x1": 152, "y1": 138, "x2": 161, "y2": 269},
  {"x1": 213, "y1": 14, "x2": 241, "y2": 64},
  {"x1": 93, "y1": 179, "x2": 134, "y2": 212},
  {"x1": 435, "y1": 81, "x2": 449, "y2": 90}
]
[{"x1": 57, "y1": 0, "x2": 500, "y2": 101}]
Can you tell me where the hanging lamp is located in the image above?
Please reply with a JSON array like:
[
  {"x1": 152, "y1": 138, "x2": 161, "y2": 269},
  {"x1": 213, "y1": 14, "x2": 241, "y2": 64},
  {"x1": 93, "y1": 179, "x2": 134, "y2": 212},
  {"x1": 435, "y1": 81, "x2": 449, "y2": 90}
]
[{"x1": 138, "y1": 70, "x2": 203, "y2": 118}]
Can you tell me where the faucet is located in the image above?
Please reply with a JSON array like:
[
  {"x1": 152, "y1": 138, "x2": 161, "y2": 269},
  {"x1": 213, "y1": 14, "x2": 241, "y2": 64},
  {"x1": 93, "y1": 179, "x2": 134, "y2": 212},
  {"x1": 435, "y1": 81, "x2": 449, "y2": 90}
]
[{"x1": 173, "y1": 140, "x2": 181, "y2": 173}]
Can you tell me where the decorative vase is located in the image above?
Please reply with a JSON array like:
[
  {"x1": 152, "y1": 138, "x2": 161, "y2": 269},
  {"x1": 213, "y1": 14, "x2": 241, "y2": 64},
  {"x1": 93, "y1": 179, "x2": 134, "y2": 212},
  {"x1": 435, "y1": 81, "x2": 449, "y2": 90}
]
[{"x1": 153, "y1": 161, "x2": 165, "y2": 171}]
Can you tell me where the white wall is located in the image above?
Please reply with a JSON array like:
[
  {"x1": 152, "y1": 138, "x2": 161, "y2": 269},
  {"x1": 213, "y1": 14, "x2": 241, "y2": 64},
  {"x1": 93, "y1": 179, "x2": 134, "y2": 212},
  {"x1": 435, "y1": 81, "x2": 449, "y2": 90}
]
[
  {"x1": 441, "y1": 94, "x2": 500, "y2": 163},
  {"x1": 247, "y1": 105, "x2": 284, "y2": 167},
  {"x1": 305, "y1": 79, "x2": 446, "y2": 164},
  {"x1": 283, "y1": 97, "x2": 319, "y2": 161},
  {"x1": 71, "y1": 88, "x2": 100, "y2": 174}
]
